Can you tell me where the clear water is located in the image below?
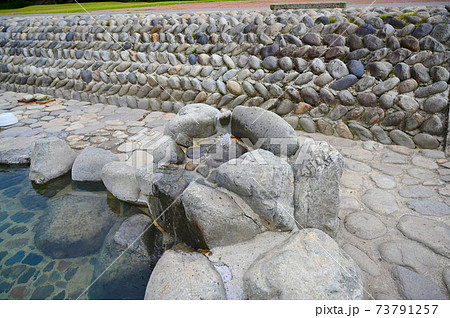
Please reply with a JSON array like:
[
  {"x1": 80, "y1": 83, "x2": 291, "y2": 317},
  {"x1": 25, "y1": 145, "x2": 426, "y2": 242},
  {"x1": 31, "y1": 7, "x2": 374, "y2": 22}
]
[{"x1": 0, "y1": 165, "x2": 161, "y2": 300}]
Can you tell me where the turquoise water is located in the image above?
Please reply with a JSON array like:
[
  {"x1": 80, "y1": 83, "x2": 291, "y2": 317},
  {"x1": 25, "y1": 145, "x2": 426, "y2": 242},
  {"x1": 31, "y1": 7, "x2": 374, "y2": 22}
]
[{"x1": 0, "y1": 165, "x2": 161, "y2": 300}]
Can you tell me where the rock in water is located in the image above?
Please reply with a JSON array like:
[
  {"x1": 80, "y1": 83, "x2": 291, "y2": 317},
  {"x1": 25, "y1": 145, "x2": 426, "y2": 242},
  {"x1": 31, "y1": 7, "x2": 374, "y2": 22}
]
[
  {"x1": 89, "y1": 214, "x2": 162, "y2": 300},
  {"x1": 71, "y1": 146, "x2": 118, "y2": 181},
  {"x1": 181, "y1": 183, "x2": 262, "y2": 248},
  {"x1": 231, "y1": 106, "x2": 299, "y2": 156},
  {"x1": 216, "y1": 149, "x2": 295, "y2": 231},
  {"x1": 34, "y1": 195, "x2": 116, "y2": 258},
  {"x1": 164, "y1": 103, "x2": 220, "y2": 146},
  {"x1": 243, "y1": 229, "x2": 365, "y2": 299},
  {"x1": 29, "y1": 137, "x2": 77, "y2": 184},
  {"x1": 144, "y1": 248, "x2": 226, "y2": 300},
  {"x1": 290, "y1": 139, "x2": 344, "y2": 237}
]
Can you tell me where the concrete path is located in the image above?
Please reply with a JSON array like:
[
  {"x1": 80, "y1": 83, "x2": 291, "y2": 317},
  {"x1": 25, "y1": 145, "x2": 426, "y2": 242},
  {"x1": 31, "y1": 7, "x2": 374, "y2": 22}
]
[{"x1": 1, "y1": 90, "x2": 449, "y2": 299}]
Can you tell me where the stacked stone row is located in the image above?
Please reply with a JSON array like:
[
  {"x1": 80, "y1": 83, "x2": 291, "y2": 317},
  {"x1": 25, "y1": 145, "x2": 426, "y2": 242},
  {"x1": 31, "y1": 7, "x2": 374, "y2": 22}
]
[{"x1": 0, "y1": 5, "x2": 449, "y2": 149}]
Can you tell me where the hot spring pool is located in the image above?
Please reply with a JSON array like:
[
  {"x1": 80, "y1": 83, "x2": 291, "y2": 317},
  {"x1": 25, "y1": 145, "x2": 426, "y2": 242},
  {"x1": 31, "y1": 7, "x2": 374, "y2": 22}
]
[{"x1": 0, "y1": 165, "x2": 162, "y2": 300}]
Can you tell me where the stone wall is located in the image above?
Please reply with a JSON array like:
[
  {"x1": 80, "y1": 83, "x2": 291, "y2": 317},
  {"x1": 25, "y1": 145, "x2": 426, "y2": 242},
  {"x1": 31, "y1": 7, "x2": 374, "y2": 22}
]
[{"x1": 0, "y1": 5, "x2": 449, "y2": 150}]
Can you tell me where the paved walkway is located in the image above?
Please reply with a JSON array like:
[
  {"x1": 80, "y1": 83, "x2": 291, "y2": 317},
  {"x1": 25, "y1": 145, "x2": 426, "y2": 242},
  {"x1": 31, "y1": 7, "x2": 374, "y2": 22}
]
[{"x1": 0, "y1": 90, "x2": 449, "y2": 299}]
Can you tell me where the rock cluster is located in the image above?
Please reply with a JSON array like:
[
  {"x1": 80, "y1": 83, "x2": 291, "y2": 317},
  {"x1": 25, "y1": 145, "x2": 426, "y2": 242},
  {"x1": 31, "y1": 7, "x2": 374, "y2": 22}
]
[
  {"x1": 99, "y1": 103, "x2": 364, "y2": 300},
  {"x1": 0, "y1": 6, "x2": 449, "y2": 149}
]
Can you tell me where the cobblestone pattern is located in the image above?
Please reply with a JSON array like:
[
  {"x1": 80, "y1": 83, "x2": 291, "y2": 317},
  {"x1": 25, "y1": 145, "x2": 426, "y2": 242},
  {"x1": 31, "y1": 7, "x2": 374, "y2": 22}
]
[
  {"x1": 1, "y1": 90, "x2": 449, "y2": 299},
  {"x1": 0, "y1": 6, "x2": 449, "y2": 150}
]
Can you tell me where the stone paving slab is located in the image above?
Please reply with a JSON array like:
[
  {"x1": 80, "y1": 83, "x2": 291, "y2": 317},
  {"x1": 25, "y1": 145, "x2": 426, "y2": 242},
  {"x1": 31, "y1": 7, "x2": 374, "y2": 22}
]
[{"x1": 0, "y1": 90, "x2": 449, "y2": 300}]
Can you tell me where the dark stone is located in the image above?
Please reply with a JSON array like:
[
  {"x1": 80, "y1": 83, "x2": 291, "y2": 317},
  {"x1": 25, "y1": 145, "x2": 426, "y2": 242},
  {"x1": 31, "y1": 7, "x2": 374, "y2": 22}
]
[
  {"x1": 52, "y1": 291, "x2": 66, "y2": 300},
  {"x1": 261, "y1": 43, "x2": 280, "y2": 59},
  {"x1": 315, "y1": 16, "x2": 331, "y2": 24},
  {"x1": 8, "y1": 225, "x2": 28, "y2": 235},
  {"x1": 30, "y1": 285, "x2": 55, "y2": 300},
  {"x1": 364, "y1": 35, "x2": 384, "y2": 51},
  {"x1": 413, "y1": 23, "x2": 433, "y2": 38},
  {"x1": 302, "y1": 33, "x2": 321, "y2": 46},
  {"x1": 357, "y1": 93, "x2": 377, "y2": 107},
  {"x1": 383, "y1": 17, "x2": 406, "y2": 29},
  {"x1": 10, "y1": 212, "x2": 34, "y2": 224},
  {"x1": 66, "y1": 32, "x2": 74, "y2": 42},
  {"x1": 347, "y1": 60, "x2": 364, "y2": 77},
  {"x1": 195, "y1": 33, "x2": 208, "y2": 44},
  {"x1": 300, "y1": 87, "x2": 320, "y2": 106},
  {"x1": 22, "y1": 253, "x2": 43, "y2": 266},
  {"x1": 346, "y1": 48, "x2": 370, "y2": 60},
  {"x1": 347, "y1": 35, "x2": 363, "y2": 51},
  {"x1": 329, "y1": 75, "x2": 358, "y2": 91},
  {"x1": 0, "y1": 282, "x2": 13, "y2": 294},
  {"x1": 81, "y1": 70, "x2": 92, "y2": 83},
  {"x1": 188, "y1": 54, "x2": 196, "y2": 65},
  {"x1": 387, "y1": 36, "x2": 400, "y2": 51},
  {"x1": 394, "y1": 63, "x2": 411, "y2": 81},
  {"x1": 17, "y1": 267, "x2": 36, "y2": 284},
  {"x1": 5, "y1": 250, "x2": 25, "y2": 266},
  {"x1": 383, "y1": 111, "x2": 405, "y2": 126},
  {"x1": 64, "y1": 267, "x2": 78, "y2": 281},
  {"x1": 421, "y1": 115, "x2": 443, "y2": 135},
  {"x1": 43, "y1": 261, "x2": 56, "y2": 272},
  {"x1": 361, "y1": 108, "x2": 385, "y2": 125},
  {"x1": 356, "y1": 24, "x2": 376, "y2": 36}
]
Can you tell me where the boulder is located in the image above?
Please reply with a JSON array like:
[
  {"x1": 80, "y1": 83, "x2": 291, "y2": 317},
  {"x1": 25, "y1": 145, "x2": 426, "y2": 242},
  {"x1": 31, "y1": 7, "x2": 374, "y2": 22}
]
[
  {"x1": 216, "y1": 149, "x2": 295, "y2": 231},
  {"x1": 34, "y1": 194, "x2": 116, "y2": 258},
  {"x1": 29, "y1": 137, "x2": 77, "y2": 184},
  {"x1": 102, "y1": 162, "x2": 140, "y2": 203},
  {"x1": 164, "y1": 103, "x2": 220, "y2": 146},
  {"x1": 231, "y1": 106, "x2": 299, "y2": 156},
  {"x1": 243, "y1": 229, "x2": 365, "y2": 299},
  {"x1": 181, "y1": 183, "x2": 262, "y2": 248},
  {"x1": 290, "y1": 139, "x2": 344, "y2": 237},
  {"x1": 89, "y1": 214, "x2": 162, "y2": 300},
  {"x1": 152, "y1": 136, "x2": 185, "y2": 165},
  {"x1": 72, "y1": 146, "x2": 118, "y2": 181},
  {"x1": 207, "y1": 231, "x2": 291, "y2": 299},
  {"x1": 0, "y1": 137, "x2": 37, "y2": 164},
  {"x1": 144, "y1": 248, "x2": 226, "y2": 300}
]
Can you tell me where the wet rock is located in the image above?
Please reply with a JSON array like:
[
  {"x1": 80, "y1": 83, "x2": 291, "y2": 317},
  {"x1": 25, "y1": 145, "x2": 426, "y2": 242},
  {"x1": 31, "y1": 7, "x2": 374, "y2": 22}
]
[
  {"x1": 29, "y1": 137, "x2": 76, "y2": 184},
  {"x1": 90, "y1": 214, "x2": 158, "y2": 300},
  {"x1": 244, "y1": 229, "x2": 364, "y2": 300},
  {"x1": 34, "y1": 195, "x2": 116, "y2": 258}
]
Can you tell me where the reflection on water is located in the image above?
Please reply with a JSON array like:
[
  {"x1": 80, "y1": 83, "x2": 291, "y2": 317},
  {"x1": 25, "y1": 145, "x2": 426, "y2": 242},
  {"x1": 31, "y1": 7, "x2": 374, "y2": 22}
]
[{"x1": 0, "y1": 165, "x2": 162, "y2": 300}]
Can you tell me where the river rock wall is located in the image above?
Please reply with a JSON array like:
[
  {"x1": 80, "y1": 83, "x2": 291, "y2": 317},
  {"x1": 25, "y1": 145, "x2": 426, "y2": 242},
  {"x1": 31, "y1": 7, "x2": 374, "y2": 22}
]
[{"x1": 0, "y1": 5, "x2": 449, "y2": 150}]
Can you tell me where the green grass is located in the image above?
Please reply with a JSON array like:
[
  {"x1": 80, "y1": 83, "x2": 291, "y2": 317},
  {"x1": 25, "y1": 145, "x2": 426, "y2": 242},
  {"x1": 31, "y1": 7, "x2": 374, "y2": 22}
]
[{"x1": 0, "y1": 1, "x2": 240, "y2": 15}]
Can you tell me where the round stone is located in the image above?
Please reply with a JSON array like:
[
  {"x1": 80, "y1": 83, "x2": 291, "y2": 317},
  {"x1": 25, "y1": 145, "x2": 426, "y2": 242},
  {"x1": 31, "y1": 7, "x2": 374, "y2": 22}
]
[
  {"x1": 344, "y1": 212, "x2": 387, "y2": 239},
  {"x1": 407, "y1": 200, "x2": 450, "y2": 217},
  {"x1": 362, "y1": 189, "x2": 398, "y2": 214}
]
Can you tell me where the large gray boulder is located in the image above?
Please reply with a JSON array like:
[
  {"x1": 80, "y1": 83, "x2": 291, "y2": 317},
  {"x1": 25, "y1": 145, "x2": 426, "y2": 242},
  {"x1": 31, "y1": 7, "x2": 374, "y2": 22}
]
[
  {"x1": 29, "y1": 137, "x2": 77, "y2": 184},
  {"x1": 0, "y1": 137, "x2": 37, "y2": 164},
  {"x1": 102, "y1": 162, "x2": 140, "y2": 203},
  {"x1": 290, "y1": 139, "x2": 344, "y2": 237},
  {"x1": 207, "y1": 231, "x2": 291, "y2": 299},
  {"x1": 144, "y1": 248, "x2": 226, "y2": 300},
  {"x1": 34, "y1": 194, "x2": 116, "y2": 258},
  {"x1": 72, "y1": 146, "x2": 118, "y2": 181},
  {"x1": 216, "y1": 149, "x2": 296, "y2": 231},
  {"x1": 89, "y1": 214, "x2": 160, "y2": 300},
  {"x1": 243, "y1": 229, "x2": 365, "y2": 300},
  {"x1": 231, "y1": 106, "x2": 299, "y2": 156},
  {"x1": 181, "y1": 183, "x2": 262, "y2": 248},
  {"x1": 164, "y1": 103, "x2": 220, "y2": 147}
]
